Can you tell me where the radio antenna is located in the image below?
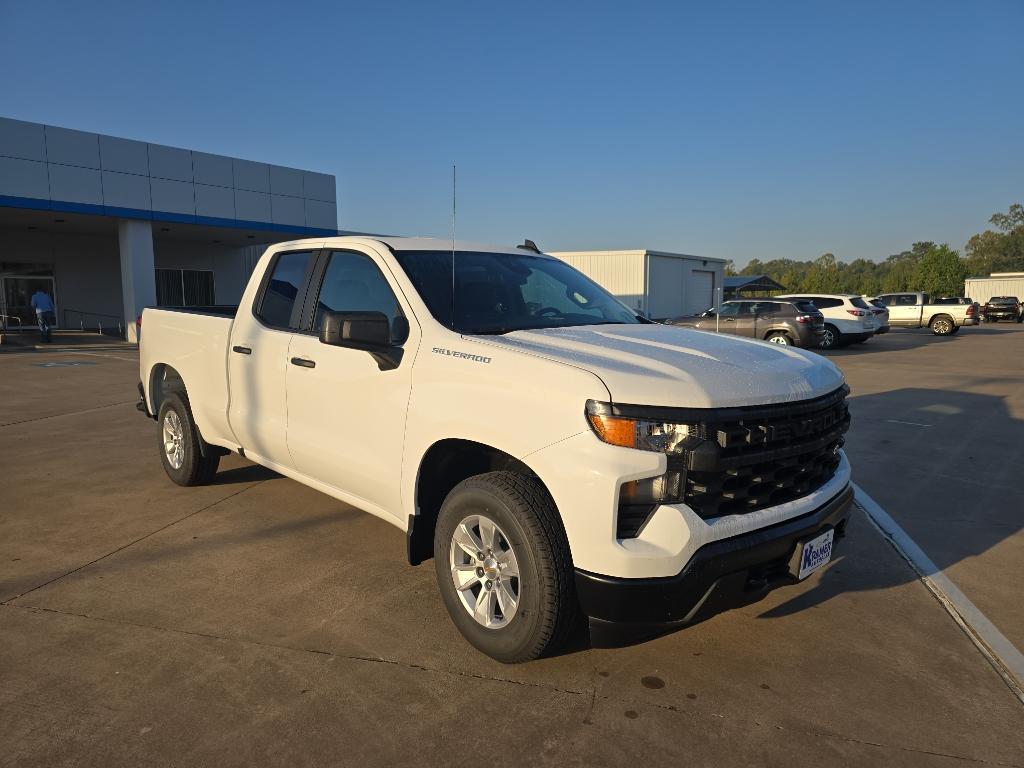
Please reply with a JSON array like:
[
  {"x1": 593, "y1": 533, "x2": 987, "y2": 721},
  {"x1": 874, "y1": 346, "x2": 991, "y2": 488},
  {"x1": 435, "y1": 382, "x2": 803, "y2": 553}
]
[{"x1": 451, "y1": 162, "x2": 456, "y2": 331}]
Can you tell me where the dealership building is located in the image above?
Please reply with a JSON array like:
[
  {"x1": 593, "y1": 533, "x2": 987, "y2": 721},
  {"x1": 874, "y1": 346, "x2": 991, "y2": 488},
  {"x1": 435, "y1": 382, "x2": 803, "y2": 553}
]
[{"x1": 0, "y1": 116, "x2": 338, "y2": 342}]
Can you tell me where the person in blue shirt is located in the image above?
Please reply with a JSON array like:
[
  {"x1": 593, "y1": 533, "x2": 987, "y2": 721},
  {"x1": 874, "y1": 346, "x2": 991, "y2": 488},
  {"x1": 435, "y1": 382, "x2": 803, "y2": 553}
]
[{"x1": 30, "y1": 288, "x2": 55, "y2": 343}]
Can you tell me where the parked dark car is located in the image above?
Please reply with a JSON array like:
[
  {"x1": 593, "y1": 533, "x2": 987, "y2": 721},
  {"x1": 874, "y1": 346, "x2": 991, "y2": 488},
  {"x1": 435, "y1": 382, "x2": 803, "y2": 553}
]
[
  {"x1": 666, "y1": 298, "x2": 825, "y2": 348},
  {"x1": 981, "y1": 296, "x2": 1022, "y2": 323}
]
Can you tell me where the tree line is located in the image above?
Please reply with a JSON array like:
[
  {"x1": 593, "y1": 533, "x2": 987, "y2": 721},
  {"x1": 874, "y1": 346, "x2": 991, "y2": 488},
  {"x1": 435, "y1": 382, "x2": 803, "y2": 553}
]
[{"x1": 727, "y1": 203, "x2": 1024, "y2": 298}]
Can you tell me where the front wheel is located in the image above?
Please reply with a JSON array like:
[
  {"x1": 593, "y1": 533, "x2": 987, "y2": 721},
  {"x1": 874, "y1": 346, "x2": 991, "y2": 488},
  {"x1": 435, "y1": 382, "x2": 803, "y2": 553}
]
[
  {"x1": 819, "y1": 324, "x2": 841, "y2": 349},
  {"x1": 930, "y1": 316, "x2": 954, "y2": 335},
  {"x1": 765, "y1": 331, "x2": 792, "y2": 345},
  {"x1": 434, "y1": 471, "x2": 577, "y2": 663},
  {"x1": 157, "y1": 391, "x2": 220, "y2": 486}
]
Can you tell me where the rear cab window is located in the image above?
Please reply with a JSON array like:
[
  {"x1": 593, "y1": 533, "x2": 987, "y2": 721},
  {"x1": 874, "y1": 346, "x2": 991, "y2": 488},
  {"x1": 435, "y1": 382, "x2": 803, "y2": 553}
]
[{"x1": 256, "y1": 251, "x2": 314, "y2": 329}]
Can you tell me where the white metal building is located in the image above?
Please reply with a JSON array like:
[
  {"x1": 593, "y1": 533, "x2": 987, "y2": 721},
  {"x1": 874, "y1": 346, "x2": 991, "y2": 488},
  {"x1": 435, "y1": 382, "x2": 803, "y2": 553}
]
[
  {"x1": 964, "y1": 272, "x2": 1024, "y2": 303},
  {"x1": 0, "y1": 116, "x2": 338, "y2": 342},
  {"x1": 549, "y1": 249, "x2": 726, "y2": 320}
]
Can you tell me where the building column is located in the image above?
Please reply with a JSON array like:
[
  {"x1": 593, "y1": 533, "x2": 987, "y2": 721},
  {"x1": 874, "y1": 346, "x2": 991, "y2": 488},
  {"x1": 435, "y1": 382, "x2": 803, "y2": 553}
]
[{"x1": 118, "y1": 219, "x2": 156, "y2": 344}]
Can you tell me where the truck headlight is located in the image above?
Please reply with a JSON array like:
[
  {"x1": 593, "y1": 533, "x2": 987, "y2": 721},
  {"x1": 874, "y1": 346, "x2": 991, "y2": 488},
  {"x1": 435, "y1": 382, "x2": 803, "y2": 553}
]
[
  {"x1": 585, "y1": 401, "x2": 696, "y2": 455},
  {"x1": 585, "y1": 401, "x2": 701, "y2": 520}
]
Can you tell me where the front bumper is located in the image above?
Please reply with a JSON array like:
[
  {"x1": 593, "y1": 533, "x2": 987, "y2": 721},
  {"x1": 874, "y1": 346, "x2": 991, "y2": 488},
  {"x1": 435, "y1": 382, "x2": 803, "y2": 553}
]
[{"x1": 575, "y1": 484, "x2": 853, "y2": 632}]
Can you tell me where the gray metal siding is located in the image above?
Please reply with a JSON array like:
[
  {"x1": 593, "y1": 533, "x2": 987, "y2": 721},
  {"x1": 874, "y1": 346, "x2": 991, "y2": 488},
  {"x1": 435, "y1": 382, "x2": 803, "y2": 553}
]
[{"x1": 965, "y1": 277, "x2": 1024, "y2": 302}]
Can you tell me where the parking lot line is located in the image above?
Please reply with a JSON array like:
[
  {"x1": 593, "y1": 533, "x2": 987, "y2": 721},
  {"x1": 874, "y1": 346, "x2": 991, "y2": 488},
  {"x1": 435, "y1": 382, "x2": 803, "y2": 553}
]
[{"x1": 853, "y1": 482, "x2": 1024, "y2": 704}]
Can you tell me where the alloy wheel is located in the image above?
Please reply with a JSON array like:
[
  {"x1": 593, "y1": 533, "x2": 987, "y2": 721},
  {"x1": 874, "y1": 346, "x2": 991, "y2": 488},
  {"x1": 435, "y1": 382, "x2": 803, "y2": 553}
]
[
  {"x1": 449, "y1": 514, "x2": 520, "y2": 629},
  {"x1": 162, "y1": 410, "x2": 185, "y2": 470}
]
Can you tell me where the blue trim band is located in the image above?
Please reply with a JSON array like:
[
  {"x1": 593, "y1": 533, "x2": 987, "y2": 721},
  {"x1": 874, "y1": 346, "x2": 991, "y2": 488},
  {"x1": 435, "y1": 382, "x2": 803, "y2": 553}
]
[{"x1": 0, "y1": 195, "x2": 339, "y2": 237}]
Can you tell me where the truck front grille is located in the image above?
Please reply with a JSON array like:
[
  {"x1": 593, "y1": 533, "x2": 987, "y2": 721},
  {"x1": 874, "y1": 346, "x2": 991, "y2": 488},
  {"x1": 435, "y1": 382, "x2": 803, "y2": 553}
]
[{"x1": 684, "y1": 387, "x2": 850, "y2": 519}]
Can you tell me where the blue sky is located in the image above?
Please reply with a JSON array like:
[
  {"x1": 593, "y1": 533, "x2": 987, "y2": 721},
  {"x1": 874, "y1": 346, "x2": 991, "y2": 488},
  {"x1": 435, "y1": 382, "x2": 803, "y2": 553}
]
[{"x1": 1, "y1": 0, "x2": 1021, "y2": 266}]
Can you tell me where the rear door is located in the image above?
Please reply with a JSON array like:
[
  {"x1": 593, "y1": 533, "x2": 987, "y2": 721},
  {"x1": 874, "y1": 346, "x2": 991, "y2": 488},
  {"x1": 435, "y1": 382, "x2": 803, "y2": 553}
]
[
  {"x1": 284, "y1": 246, "x2": 417, "y2": 520},
  {"x1": 227, "y1": 249, "x2": 316, "y2": 465}
]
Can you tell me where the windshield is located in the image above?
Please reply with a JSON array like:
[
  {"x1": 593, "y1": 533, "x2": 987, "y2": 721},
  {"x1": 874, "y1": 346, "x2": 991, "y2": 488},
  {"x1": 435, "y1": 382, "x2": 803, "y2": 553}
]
[{"x1": 392, "y1": 250, "x2": 643, "y2": 334}]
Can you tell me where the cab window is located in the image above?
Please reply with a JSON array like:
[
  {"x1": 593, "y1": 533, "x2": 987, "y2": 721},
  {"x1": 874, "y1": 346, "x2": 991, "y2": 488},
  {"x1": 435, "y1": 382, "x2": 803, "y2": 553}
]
[
  {"x1": 312, "y1": 251, "x2": 406, "y2": 343},
  {"x1": 257, "y1": 251, "x2": 314, "y2": 329}
]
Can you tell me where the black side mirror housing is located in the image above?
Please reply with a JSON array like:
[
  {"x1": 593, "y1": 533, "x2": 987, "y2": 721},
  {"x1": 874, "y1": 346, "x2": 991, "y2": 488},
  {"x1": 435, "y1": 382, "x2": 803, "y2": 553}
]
[{"x1": 319, "y1": 311, "x2": 404, "y2": 371}]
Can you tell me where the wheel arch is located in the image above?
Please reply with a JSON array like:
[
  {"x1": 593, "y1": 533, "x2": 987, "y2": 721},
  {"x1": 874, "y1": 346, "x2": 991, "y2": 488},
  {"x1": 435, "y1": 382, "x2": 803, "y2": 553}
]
[
  {"x1": 407, "y1": 438, "x2": 555, "y2": 566},
  {"x1": 148, "y1": 362, "x2": 187, "y2": 415},
  {"x1": 147, "y1": 364, "x2": 221, "y2": 459},
  {"x1": 927, "y1": 312, "x2": 955, "y2": 326}
]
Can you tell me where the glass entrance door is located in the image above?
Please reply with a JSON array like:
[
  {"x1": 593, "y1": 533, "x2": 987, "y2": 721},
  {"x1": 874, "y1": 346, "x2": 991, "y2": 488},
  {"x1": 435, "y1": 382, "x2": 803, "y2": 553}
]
[{"x1": 1, "y1": 276, "x2": 58, "y2": 330}]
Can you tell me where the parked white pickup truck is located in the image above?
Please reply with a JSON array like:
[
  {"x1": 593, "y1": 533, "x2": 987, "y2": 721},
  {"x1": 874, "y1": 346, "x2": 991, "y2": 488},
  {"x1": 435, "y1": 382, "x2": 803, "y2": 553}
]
[
  {"x1": 138, "y1": 236, "x2": 853, "y2": 661},
  {"x1": 872, "y1": 292, "x2": 979, "y2": 335}
]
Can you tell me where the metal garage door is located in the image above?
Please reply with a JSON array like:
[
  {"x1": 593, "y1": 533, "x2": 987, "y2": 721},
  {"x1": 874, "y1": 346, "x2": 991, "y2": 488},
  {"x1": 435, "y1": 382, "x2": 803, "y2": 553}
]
[{"x1": 685, "y1": 270, "x2": 715, "y2": 315}]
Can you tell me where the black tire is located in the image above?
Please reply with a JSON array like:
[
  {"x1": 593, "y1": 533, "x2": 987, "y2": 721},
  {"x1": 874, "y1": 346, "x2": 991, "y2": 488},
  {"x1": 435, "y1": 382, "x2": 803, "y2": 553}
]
[
  {"x1": 764, "y1": 331, "x2": 792, "y2": 346},
  {"x1": 930, "y1": 315, "x2": 954, "y2": 335},
  {"x1": 433, "y1": 471, "x2": 577, "y2": 663},
  {"x1": 157, "y1": 391, "x2": 220, "y2": 486},
  {"x1": 819, "y1": 324, "x2": 841, "y2": 349}
]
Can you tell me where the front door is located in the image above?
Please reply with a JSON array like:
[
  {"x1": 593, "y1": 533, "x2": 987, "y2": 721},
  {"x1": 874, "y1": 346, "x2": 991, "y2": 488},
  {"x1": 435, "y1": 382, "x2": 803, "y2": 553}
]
[
  {"x1": 227, "y1": 249, "x2": 316, "y2": 466},
  {"x1": 285, "y1": 247, "x2": 417, "y2": 521},
  {"x1": 882, "y1": 294, "x2": 921, "y2": 326},
  {"x1": 1, "y1": 276, "x2": 57, "y2": 329}
]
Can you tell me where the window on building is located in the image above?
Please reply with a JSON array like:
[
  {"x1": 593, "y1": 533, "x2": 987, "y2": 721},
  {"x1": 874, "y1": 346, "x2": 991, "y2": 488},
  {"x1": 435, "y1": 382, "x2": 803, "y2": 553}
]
[{"x1": 156, "y1": 269, "x2": 215, "y2": 307}]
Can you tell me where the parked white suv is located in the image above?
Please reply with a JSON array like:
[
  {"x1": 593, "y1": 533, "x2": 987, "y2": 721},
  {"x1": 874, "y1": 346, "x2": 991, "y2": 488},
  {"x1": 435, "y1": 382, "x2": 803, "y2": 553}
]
[
  {"x1": 138, "y1": 237, "x2": 854, "y2": 662},
  {"x1": 776, "y1": 294, "x2": 877, "y2": 349}
]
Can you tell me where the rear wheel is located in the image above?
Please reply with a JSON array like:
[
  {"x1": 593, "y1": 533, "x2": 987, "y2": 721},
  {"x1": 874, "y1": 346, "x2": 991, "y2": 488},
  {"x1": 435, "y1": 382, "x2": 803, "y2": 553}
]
[
  {"x1": 819, "y1": 324, "x2": 841, "y2": 349},
  {"x1": 765, "y1": 331, "x2": 792, "y2": 345},
  {"x1": 157, "y1": 391, "x2": 220, "y2": 486},
  {"x1": 930, "y1": 315, "x2": 954, "y2": 335},
  {"x1": 434, "y1": 471, "x2": 577, "y2": 663}
]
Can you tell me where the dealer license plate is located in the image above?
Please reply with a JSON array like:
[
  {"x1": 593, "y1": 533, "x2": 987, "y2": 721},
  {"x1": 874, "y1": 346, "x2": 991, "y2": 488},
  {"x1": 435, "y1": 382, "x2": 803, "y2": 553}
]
[{"x1": 797, "y1": 529, "x2": 834, "y2": 580}]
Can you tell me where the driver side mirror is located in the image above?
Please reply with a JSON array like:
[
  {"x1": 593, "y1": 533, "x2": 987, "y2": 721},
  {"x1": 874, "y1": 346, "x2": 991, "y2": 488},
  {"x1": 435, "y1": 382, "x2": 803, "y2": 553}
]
[
  {"x1": 701, "y1": 309, "x2": 716, "y2": 318},
  {"x1": 319, "y1": 311, "x2": 405, "y2": 371}
]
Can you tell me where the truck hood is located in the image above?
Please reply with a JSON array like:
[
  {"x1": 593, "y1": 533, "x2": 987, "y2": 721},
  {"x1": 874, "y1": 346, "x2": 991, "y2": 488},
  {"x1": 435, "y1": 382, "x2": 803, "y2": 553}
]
[{"x1": 480, "y1": 324, "x2": 845, "y2": 408}]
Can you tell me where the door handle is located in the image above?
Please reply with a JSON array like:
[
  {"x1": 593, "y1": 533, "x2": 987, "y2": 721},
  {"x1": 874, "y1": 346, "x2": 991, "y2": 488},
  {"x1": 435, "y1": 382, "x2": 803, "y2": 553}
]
[
  {"x1": 232, "y1": 345, "x2": 252, "y2": 355},
  {"x1": 290, "y1": 357, "x2": 316, "y2": 369}
]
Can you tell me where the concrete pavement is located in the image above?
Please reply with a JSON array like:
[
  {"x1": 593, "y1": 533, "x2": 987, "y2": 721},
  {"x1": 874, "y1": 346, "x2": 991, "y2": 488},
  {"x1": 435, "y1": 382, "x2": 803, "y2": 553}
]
[{"x1": 1, "y1": 331, "x2": 1022, "y2": 767}]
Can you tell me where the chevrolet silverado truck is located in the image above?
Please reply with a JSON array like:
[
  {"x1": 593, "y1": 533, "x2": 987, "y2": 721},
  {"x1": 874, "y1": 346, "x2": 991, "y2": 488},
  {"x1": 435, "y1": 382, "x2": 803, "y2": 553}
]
[
  {"x1": 872, "y1": 292, "x2": 978, "y2": 335},
  {"x1": 138, "y1": 236, "x2": 854, "y2": 662}
]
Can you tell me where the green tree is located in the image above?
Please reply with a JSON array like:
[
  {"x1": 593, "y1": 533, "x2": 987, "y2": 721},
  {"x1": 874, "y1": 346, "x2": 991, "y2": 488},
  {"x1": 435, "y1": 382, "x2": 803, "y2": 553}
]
[
  {"x1": 965, "y1": 203, "x2": 1024, "y2": 276},
  {"x1": 912, "y1": 244, "x2": 968, "y2": 297}
]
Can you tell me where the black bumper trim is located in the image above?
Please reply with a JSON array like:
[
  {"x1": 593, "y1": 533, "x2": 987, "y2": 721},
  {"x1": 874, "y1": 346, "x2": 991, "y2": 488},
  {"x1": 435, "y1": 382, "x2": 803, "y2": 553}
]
[{"x1": 575, "y1": 484, "x2": 854, "y2": 628}]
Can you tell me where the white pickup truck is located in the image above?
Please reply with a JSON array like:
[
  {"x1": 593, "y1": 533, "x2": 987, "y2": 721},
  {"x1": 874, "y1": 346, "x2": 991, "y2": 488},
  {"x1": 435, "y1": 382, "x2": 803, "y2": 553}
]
[
  {"x1": 872, "y1": 292, "x2": 979, "y2": 335},
  {"x1": 138, "y1": 236, "x2": 854, "y2": 661}
]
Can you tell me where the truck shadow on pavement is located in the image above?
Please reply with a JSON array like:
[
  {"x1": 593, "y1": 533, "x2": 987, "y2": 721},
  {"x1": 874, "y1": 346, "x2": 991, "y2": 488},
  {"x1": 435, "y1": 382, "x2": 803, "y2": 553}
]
[{"x1": 753, "y1": 386, "x2": 1022, "y2": 622}]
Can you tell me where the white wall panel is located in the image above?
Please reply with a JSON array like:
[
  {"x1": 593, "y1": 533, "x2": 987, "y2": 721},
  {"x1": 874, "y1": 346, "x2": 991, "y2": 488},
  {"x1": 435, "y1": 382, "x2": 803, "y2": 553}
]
[
  {"x1": 271, "y1": 194, "x2": 305, "y2": 226},
  {"x1": 48, "y1": 164, "x2": 103, "y2": 205},
  {"x1": 0, "y1": 117, "x2": 47, "y2": 161},
  {"x1": 150, "y1": 178, "x2": 195, "y2": 215},
  {"x1": 193, "y1": 152, "x2": 233, "y2": 187},
  {"x1": 195, "y1": 183, "x2": 235, "y2": 219},
  {"x1": 102, "y1": 170, "x2": 151, "y2": 210},
  {"x1": 304, "y1": 198, "x2": 337, "y2": 229},
  {"x1": 148, "y1": 144, "x2": 193, "y2": 181},
  {"x1": 233, "y1": 159, "x2": 270, "y2": 192},
  {"x1": 100, "y1": 135, "x2": 149, "y2": 175},
  {"x1": 303, "y1": 171, "x2": 335, "y2": 202},
  {"x1": 45, "y1": 126, "x2": 100, "y2": 168},
  {"x1": 0, "y1": 157, "x2": 50, "y2": 198},
  {"x1": 235, "y1": 189, "x2": 272, "y2": 221},
  {"x1": 269, "y1": 165, "x2": 303, "y2": 197}
]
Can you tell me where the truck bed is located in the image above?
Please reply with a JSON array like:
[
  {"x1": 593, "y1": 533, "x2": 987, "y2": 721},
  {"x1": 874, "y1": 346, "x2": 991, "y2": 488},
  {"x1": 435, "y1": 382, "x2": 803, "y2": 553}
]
[{"x1": 139, "y1": 306, "x2": 237, "y2": 450}]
